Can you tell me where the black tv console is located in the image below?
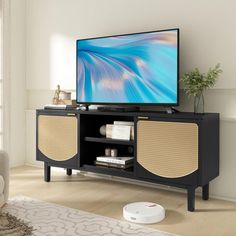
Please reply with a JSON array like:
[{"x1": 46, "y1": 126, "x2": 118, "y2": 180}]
[{"x1": 36, "y1": 109, "x2": 219, "y2": 211}]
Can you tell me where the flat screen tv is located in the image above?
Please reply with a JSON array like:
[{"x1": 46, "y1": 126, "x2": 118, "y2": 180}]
[{"x1": 76, "y1": 28, "x2": 179, "y2": 106}]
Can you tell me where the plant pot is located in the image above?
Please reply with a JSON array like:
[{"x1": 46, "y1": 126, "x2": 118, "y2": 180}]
[{"x1": 194, "y1": 92, "x2": 204, "y2": 114}]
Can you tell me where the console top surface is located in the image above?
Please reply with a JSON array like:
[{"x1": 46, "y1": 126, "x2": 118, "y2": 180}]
[{"x1": 37, "y1": 108, "x2": 219, "y2": 120}]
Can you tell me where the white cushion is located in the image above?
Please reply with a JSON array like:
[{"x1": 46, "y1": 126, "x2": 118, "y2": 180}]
[{"x1": 0, "y1": 175, "x2": 4, "y2": 194}]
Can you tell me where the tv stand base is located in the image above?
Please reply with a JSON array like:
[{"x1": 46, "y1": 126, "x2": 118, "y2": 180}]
[
  {"x1": 77, "y1": 105, "x2": 89, "y2": 111},
  {"x1": 97, "y1": 106, "x2": 140, "y2": 112},
  {"x1": 165, "y1": 106, "x2": 180, "y2": 114}
]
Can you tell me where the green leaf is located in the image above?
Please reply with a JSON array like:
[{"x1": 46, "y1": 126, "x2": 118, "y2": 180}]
[{"x1": 181, "y1": 63, "x2": 222, "y2": 97}]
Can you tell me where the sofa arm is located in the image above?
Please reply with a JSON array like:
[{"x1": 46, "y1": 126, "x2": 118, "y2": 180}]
[{"x1": 0, "y1": 150, "x2": 9, "y2": 202}]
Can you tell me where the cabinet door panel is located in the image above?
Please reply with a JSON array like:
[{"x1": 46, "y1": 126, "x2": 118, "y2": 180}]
[
  {"x1": 38, "y1": 115, "x2": 77, "y2": 161},
  {"x1": 137, "y1": 120, "x2": 198, "y2": 178}
]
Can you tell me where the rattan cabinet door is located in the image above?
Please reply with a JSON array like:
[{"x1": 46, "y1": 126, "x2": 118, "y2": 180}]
[
  {"x1": 38, "y1": 115, "x2": 78, "y2": 161},
  {"x1": 137, "y1": 120, "x2": 198, "y2": 178}
]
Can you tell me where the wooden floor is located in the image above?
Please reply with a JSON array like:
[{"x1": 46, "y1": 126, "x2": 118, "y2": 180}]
[{"x1": 9, "y1": 166, "x2": 236, "y2": 236}]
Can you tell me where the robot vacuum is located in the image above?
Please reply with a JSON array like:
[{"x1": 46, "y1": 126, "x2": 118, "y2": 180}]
[{"x1": 123, "y1": 202, "x2": 165, "y2": 224}]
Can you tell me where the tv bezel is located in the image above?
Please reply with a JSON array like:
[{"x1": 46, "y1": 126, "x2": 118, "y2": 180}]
[{"x1": 76, "y1": 28, "x2": 179, "y2": 106}]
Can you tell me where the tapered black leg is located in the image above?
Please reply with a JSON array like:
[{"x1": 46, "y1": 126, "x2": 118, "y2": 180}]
[
  {"x1": 66, "y1": 169, "x2": 72, "y2": 176},
  {"x1": 44, "y1": 163, "x2": 51, "y2": 182},
  {"x1": 187, "y1": 187, "x2": 195, "y2": 212},
  {"x1": 202, "y1": 183, "x2": 209, "y2": 200}
]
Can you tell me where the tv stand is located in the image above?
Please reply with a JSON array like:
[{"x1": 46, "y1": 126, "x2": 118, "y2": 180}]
[
  {"x1": 77, "y1": 104, "x2": 89, "y2": 111},
  {"x1": 97, "y1": 106, "x2": 140, "y2": 112},
  {"x1": 165, "y1": 106, "x2": 180, "y2": 114},
  {"x1": 36, "y1": 109, "x2": 219, "y2": 211}
]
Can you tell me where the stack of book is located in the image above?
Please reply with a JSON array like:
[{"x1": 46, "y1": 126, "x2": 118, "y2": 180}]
[{"x1": 94, "y1": 156, "x2": 134, "y2": 169}]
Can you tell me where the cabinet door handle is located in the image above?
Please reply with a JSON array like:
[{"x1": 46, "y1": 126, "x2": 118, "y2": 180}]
[{"x1": 67, "y1": 113, "x2": 76, "y2": 116}]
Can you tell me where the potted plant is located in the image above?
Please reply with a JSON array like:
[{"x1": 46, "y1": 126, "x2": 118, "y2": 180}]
[{"x1": 181, "y1": 63, "x2": 222, "y2": 114}]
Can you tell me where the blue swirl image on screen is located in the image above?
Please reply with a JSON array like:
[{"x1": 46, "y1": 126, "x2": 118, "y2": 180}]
[{"x1": 76, "y1": 30, "x2": 178, "y2": 104}]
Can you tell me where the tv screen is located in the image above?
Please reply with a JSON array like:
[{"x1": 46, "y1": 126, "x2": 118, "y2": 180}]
[{"x1": 76, "y1": 28, "x2": 179, "y2": 105}]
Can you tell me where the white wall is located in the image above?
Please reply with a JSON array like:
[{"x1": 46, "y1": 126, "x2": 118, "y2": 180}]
[
  {"x1": 7, "y1": 0, "x2": 26, "y2": 167},
  {"x1": 25, "y1": 0, "x2": 236, "y2": 91},
  {"x1": 25, "y1": 0, "x2": 236, "y2": 200}
]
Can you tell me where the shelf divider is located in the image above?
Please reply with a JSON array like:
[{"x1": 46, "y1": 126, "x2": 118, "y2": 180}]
[{"x1": 84, "y1": 136, "x2": 134, "y2": 145}]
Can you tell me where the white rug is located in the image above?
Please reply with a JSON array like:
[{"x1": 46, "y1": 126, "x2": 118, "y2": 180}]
[{"x1": 2, "y1": 196, "x2": 178, "y2": 236}]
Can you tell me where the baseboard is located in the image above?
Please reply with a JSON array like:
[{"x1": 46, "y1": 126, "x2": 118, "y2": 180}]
[
  {"x1": 24, "y1": 162, "x2": 44, "y2": 168},
  {"x1": 209, "y1": 194, "x2": 236, "y2": 203}
]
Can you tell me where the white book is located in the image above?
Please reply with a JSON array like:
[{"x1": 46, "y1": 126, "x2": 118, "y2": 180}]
[
  {"x1": 112, "y1": 125, "x2": 131, "y2": 140},
  {"x1": 114, "y1": 121, "x2": 134, "y2": 126},
  {"x1": 113, "y1": 122, "x2": 134, "y2": 140},
  {"x1": 96, "y1": 156, "x2": 134, "y2": 165}
]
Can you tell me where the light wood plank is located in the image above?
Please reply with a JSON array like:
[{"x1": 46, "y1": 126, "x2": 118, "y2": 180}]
[{"x1": 9, "y1": 166, "x2": 236, "y2": 236}]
